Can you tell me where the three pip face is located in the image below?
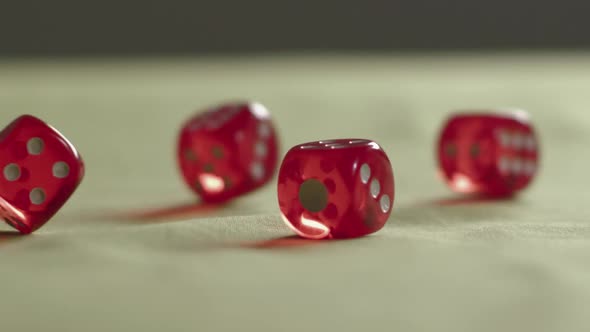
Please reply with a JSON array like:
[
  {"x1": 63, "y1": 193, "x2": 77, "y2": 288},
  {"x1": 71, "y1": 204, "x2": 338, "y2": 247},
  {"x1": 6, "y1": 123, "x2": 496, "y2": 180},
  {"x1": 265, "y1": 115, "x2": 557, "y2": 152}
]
[
  {"x1": 0, "y1": 104, "x2": 540, "y2": 238},
  {"x1": 278, "y1": 139, "x2": 394, "y2": 239}
]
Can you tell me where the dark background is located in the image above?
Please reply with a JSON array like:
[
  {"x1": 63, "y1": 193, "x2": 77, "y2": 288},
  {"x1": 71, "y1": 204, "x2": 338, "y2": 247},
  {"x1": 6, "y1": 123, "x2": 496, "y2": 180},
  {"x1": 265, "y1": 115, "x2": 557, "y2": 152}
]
[{"x1": 1, "y1": 0, "x2": 589, "y2": 56}]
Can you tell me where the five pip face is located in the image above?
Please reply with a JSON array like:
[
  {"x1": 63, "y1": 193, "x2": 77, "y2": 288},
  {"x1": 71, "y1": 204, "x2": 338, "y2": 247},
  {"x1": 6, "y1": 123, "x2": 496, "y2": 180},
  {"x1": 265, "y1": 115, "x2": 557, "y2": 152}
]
[{"x1": 0, "y1": 105, "x2": 540, "y2": 237}]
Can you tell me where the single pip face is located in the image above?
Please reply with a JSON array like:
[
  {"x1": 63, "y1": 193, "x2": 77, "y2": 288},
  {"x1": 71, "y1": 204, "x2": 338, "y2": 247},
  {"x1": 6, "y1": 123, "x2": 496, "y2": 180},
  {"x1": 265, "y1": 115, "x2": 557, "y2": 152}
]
[
  {"x1": 177, "y1": 101, "x2": 279, "y2": 203},
  {"x1": 0, "y1": 115, "x2": 84, "y2": 234},
  {"x1": 437, "y1": 111, "x2": 539, "y2": 197},
  {"x1": 278, "y1": 139, "x2": 394, "y2": 239}
]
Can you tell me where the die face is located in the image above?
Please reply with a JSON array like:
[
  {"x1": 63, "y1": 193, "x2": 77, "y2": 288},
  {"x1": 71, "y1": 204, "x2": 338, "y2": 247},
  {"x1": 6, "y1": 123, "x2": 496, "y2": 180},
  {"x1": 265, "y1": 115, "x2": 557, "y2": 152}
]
[
  {"x1": 438, "y1": 112, "x2": 539, "y2": 196},
  {"x1": 278, "y1": 139, "x2": 394, "y2": 239},
  {"x1": 493, "y1": 119, "x2": 539, "y2": 192},
  {"x1": 0, "y1": 115, "x2": 84, "y2": 233},
  {"x1": 177, "y1": 102, "x2": 279, "y2": 203}
]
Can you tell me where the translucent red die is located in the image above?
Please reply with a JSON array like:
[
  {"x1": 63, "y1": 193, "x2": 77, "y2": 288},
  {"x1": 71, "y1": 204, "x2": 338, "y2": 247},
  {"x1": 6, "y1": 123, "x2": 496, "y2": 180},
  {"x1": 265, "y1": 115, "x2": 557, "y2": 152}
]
[
  {"x1": 278, "y1": 139, "x2": 394, "y2": 239},
  {"x1": 437, "y1": 110, "x2": 539, "y2": 197},
  {"x1": 0, "y1": 115, "x2": 84, "y2": 234},
  {"x1": 177, "y1": 101, "x2": 279, "y2": 203}
]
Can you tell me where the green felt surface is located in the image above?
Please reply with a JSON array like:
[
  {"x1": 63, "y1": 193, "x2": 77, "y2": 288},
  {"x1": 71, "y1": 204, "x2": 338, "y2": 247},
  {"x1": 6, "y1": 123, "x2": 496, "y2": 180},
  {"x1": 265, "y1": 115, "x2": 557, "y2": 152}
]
[{"x1": 0, "y1": 54, "x2": 589, "y2": 332}]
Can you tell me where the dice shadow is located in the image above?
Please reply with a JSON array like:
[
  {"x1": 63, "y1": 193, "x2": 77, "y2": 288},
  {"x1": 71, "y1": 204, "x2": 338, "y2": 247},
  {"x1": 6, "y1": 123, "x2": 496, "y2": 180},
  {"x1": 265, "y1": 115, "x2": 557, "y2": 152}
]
[
  {"x1": 86, "y1": 201, "x2": 336, "y2": 250},
  {"x1": 426, "y1": 194, "x2": 517, "y2": 206},
  {"x1": 241, "y1": 235, "x2": 352, "y2": 250},
  {"x1": 0, "y1": 230, "x2": 26, "y2": 246},
  {"x1": 393, "y1": 194, "x2": 523, "y2": 226},
  {"x1": 112, "y1": 201, "x2": 226, "y2": 223},
  {"x1": 164, "y1": 234, "x2": 363, "y2": 252},
  {"x1": 79, "y1": 194, "x2": 525, "y2": 251},
  {"x1": 73, "y1": 201, "x2": 229, "y2": 225}
]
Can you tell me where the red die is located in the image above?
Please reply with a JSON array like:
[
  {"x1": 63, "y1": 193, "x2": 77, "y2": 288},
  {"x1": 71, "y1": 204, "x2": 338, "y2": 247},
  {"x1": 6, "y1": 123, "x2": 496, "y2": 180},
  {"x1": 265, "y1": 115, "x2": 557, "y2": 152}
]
[
  {"x1": 278, "y1": 139, "x2": 394, "y2": 239},
  {"x1": 437, "y1": 110, "x2": 539, "y2": 197},
  {"x1": 0, "y1": 115, "x2": 84, "y2": 234},
  {"x1": 177, "y1": 101, "x2": 279, "y2": 203}
]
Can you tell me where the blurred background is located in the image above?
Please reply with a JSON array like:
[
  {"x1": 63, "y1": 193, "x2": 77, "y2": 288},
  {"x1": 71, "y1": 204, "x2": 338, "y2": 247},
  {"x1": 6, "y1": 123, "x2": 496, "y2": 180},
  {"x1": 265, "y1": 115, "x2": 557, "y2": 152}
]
[
  {"x1": 2, "y1": 3, "x2": 590, "y2": 332},
  {"x1": 2, "y1": 0, "x2": 590, "y2": 56}
]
